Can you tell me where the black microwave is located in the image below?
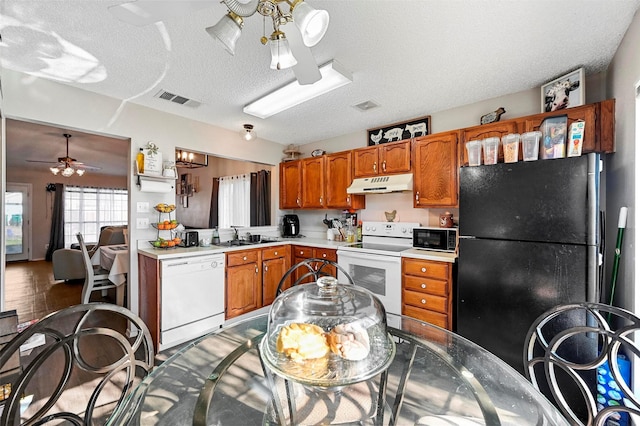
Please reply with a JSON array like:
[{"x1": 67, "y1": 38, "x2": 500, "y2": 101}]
[{"x1": 412, "y1": 227, "x2": 458, "y2": 253}]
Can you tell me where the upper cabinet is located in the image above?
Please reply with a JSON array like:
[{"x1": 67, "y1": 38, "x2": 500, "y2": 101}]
[
  {"x1": 279, "y1": 160, "x2": 301, "y2": 209},
  {"x1": 354, "y1": 140, "x2": 411, "y2": 178},
  {"x1": 413, "y1": 132, "x2": 459, "y2": 208},
  {"x1": 460, "y1": 100, "x2": 615, "y2": 166},
  {"x1": 325, "y1": 151, "x2": 365, "y2": 210},
  {"x1": 301, "y1": 157, "x2": 325, "y2": 209}
]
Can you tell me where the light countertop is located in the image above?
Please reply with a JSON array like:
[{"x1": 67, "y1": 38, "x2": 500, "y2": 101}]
[{"x1": 138, "y1": 238, "x2": 458, "y2": 262}]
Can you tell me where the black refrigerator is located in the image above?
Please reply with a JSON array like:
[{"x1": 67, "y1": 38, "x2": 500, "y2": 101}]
[{"x1": 457, "y1": 153, "x2": 602, "y2": 375}]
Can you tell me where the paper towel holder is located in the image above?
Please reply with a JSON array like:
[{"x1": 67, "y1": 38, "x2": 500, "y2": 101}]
[{"x1": 137, "y1": 175, "x2": 175, "y2": 192}]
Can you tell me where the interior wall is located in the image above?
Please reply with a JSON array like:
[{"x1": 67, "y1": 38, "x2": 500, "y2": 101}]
[
  {"x1": 0, "y1": 68, "x2": 285, "y2": 315},
  {"x1": 175, "y1": 156, "x2": 276, "y2": 228},
  {"x1": 6, "y1": 168, "x2": 126, "y2": 260}
]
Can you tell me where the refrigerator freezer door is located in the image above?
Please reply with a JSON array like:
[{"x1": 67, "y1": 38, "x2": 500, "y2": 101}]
[
  {"x1": 456, "y1": 238, "x2": 597, "y2": 375},
  {"x1": 459, "y1": 153, "x2": 599, "y2": 245}
]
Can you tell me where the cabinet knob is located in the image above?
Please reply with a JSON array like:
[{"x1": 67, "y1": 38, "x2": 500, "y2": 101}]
[
  {"x1": 373, "y1": 162, "x2": 377, "y2": 172},
  {"x1": 319, "y1": 197, "x2": 322, "y2": 204},
  {"x1": 255, "y1": 267, "x2": 259, "y2": 274},
  {"x1": 243, "y1": 256, "x2": 247, "y2": 261},
  {"x1": 421, "y1": 283, "x2": 426, "y2": 289},
  {"x1": 421, "y1": 267, "x2": 427, "y2": 273},
  {"x1": 346, "y1": 196, "x2": 350, "y2": 203},
  {"x1": 421, "y1": 299, "x2": 426, "y2": 304},
  {"x1": 264, "y1": 265, "x2": 268, "y2": 272},
  {"x1": 382, "y1": 161, "x2": 386, "y2": 172},
  {"x1": 415, "y1": 192, "x2": 419, "y2": 202},
  {"x1": 274, "y1": 251, "x2": 278, "y2": 255},
  {"x1": 322, "y1": 253, "x2": 327, "y2": 258},
  {"x1": 300, "y1": 251, "x2": 304, "y2": 255}
]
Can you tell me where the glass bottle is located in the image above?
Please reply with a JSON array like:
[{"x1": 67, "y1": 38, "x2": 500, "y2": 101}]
[
  {"x1": 357, "y1": 220, "x2": 363, "y2": 242},
  {"x1": 212, "y1": 227, "x2": 220, "y2": 245},
  {"x1": 136, "y1": 148, "x2": 145, "y2": 174}
]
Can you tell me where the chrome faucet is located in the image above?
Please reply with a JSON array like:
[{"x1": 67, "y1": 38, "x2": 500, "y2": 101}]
[{"x1": 230, "y1": 226, "x2": 239, "y2": 241}]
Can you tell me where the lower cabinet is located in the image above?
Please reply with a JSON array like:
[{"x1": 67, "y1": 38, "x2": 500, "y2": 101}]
[
  {"x1": 291, "y1": 245, "x2": 337, "y2": 285},
  {"x1": 262, "y1": 245, "x2": 290, "y2": 306},
  {"x1": 401, "y1": 257, "x2": 453, "y2": 330},
  {"x1": 226, "y1": 245, "x2": 291, "y2": 319},
  {"x1": 226, "y1": 249, "x2": 261, "y2": 320}
]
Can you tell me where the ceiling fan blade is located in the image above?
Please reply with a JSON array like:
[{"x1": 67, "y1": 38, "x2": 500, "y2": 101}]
[
  {"x1": 108, "y1": 0, "x2": 211, "y2": 26},
  {"x1": 25, "y1": 159, "x2": 60, "y2": 165},
  {"x1": 286, "y1": 23, "x2": 321, "y2": 85}
]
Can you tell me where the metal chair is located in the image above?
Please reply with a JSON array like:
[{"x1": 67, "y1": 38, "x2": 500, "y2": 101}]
[
  {"x1": 77, "y1": 232, "x2": 122, "y2": 305},
  {"x1": 0, "y1": 303, "x2": 154, "y2": 425},
  {"x1": 275, "y1": 257, "x2": 355, "y2": 296},
  {"x1": 524, "y1": 302, "x2": 640, "y2": 425}
]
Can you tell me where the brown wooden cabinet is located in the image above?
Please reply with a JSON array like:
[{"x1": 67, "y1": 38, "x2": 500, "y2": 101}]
[
  {"x1": 292, "y1": 245, "x2": 337, "y2": 285},
  {"x1": 279, "y1": 160, "x2": 302, "y2": 209},
  {"x1": 325, "y1": 151, "x2": 365, "y2": 210},
  {"x1": 301, "y1": 157, "x2": 325, "y2": 208},
  {"x1": 261, "y1": 245, "x2": 290, "y2": 306},
  {"x1": 353, "y1": 140, "x2": 411, "y2": 177},
  {"x1": 413, "y1": 132, "x2": 459, "y2": 207},
  {"x1": 402, "y1": 257, "x2": 453, "y2": 330},
  {"x1": 226, "y1": 249, "x2": 262, "y2": 320}
]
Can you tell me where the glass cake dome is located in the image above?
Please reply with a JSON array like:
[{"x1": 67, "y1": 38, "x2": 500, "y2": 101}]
[{"x1": 259, "y1": 276, "x2": 395, "y2": 388}]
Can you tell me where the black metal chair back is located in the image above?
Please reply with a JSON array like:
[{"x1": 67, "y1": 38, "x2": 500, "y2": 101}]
[
  {"x1": 275, "y1": 258, "x2": 354, "y2": 297},
  {"x1": 0, "y1": 303, "x2": 154, "y2": 425},
  {"x1": 524, "y1": 302, "x2": 640, "y2": 425}
]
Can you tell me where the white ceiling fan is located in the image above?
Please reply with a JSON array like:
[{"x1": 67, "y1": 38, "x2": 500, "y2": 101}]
[
  {"x1": 108, "y1": 0, "x2": 327, "y2": 84},
  {"x1": 26, "y1": 133, "x2": 101, "y2": 176}
]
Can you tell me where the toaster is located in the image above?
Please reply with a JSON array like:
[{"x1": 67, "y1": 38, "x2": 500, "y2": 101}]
[{"x1": 179, "y1": 231, "x2": 199, "y2": 247}]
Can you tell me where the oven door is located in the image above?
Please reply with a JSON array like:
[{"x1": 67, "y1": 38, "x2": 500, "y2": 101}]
[{"x1": 337, "y1": 250, "x2": 402, "y2": 319}]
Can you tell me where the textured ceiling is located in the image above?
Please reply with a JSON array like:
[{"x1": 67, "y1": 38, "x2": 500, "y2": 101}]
[{"x1": 1, "y1": 0, "x2": 639, "y2": 163}]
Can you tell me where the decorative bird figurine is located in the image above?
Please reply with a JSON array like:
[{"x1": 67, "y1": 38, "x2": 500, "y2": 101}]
[
  {"x1": 384, "y1": 210, "x2": 397, "y2": 222},
  {"x1": 480, "y1": 107, "x2": 506, "y2": 125}
]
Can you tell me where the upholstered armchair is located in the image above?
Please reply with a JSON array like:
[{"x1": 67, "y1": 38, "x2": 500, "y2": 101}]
[{"x1": 52, "y1": 225, "x2": 127, "y2": 281}]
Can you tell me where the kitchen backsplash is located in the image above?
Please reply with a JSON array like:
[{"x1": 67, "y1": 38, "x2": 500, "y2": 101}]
[{"x1": 283, "y1": 192, "x2": 460, "y2": 239}]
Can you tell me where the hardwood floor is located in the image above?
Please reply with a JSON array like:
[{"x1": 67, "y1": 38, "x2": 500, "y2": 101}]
[{"x1": 4, "y1": 260, "x2": 115, "y2": 324}]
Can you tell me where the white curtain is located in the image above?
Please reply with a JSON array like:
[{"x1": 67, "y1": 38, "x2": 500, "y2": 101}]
[{"x1": 218, "y1": 174, "x2": 250, "y2": 228}]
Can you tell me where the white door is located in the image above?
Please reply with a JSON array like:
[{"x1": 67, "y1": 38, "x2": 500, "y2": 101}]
[{"x1": 5, "y1": 183, "x2": 31, "y2": 262}]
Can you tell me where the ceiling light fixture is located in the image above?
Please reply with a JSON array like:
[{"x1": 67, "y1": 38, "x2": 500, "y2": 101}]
[
  {"x1": 175, "y1": 150, "x2": 209, "y2": 168},
  {"x1": 243, "y1": 60, "x2": 352, "y2": 119},
  {"x1": 241, "y1": 124, "x2": 257, "y2": 141},
  {"x1": 206, "y1": 0, "x2": 329, "y2": 71},
  {"x1": 50, "y1": 134, "x2": 86, "y2": 177}
]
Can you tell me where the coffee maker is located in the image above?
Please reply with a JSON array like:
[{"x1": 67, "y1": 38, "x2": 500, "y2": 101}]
[{"x1": 282, "y1": 214, "x2": 300, "y2": 237}]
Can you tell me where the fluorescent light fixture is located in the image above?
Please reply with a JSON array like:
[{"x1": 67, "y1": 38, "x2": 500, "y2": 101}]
[{"x1": 243, "y1": 60, "x2": 352, "y2": 119}]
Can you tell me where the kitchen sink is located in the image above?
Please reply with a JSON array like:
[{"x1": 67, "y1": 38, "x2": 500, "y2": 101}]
[{"x1": 216, "y1": 240, "x2": 260, "y2": 247}]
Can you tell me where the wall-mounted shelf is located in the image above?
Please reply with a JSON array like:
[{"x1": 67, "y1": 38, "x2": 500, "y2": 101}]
[{"x1": 135, "y1": 162, "x2": 177, "y2": 192}]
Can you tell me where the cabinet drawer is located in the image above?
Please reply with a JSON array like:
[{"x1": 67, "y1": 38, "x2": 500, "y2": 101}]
[
  {"x1": 404, "y1": 290, "x2": 447, "y2": 313},
  {"x1": 402, "y1": 305, "x2": 448, "y2": 329},
  {"x1": 226, "y1": 250, "x2": 259, "y2": 267},
  {"x1": 314, "y1": 248, "x2": 336, "y2": 261},
  {"x1": 292, "y1": 246, "x2": 313, "y2": 258},
  {"x1": 403, "y1": 275, "x2": 448, "y2": 296},
  {"x1": 403, "y1": 259, "x2": 449, "y2": 279},
  {"x1": 262, "y1": 246, "x2": 286, "y2": 260}
]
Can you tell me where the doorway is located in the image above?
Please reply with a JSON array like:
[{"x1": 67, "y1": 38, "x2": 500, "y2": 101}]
[{"x1": 5, "y1": 183, "x2": 31, "y2": 262}]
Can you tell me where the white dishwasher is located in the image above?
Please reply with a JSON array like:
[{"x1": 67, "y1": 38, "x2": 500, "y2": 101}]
[{"x1": 160, "y1": 253, "x2": 225, "y2": 350}]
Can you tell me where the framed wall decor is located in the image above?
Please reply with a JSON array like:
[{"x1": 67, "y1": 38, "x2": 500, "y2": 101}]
[
  {"x1": 541, "y1": 68, "x2": 585, "y2": 113},
  {"x1": 367, "y1": 115, "x2": 431, "y2": 146}
]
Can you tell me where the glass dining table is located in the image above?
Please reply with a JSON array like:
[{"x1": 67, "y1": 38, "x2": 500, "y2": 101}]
[{"x1": 108, "y1": 312, "x2": 569, "y2": 425}]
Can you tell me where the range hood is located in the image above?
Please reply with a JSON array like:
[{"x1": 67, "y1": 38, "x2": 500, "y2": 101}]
[{"x1": 346, "y1": 173, "x2": 413, "y2": 194}]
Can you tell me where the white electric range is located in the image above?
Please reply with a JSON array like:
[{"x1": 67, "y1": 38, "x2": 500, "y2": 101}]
[{"x1": 337, "y1": 221, "x2": 420, "y2": 320}]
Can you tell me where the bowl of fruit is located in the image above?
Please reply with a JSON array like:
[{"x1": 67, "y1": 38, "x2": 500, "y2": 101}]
[
  {"x1": 154, "y1": 203, "x2": 176, "y2": 213},
  {"x1": 150, "y1": 237, "x2": 181, "y2": 249},
  {"x1": 153, "y1": 219, "x2": 179, "y2": 230}
]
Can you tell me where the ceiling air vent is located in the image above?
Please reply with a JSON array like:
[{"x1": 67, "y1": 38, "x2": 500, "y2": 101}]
[
  {"x1": 352, "y1": 100, "x2": 380, "y2": 112},
  {"x1": 154, "y1": 89, "x2": 201, "y2": 108}
]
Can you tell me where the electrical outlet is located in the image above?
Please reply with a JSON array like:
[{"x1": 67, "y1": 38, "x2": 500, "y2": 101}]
[
  {"x1": 136, "y1": 217, "x2": 149, "y2": 229},
  {"x1": 136, "y1": 201, "x2": 149, "y2": 213}
]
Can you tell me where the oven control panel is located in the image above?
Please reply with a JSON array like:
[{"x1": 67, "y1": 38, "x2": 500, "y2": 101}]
[{"x1": 362, "y1": 221, "x2": 421, "y2": 238}]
